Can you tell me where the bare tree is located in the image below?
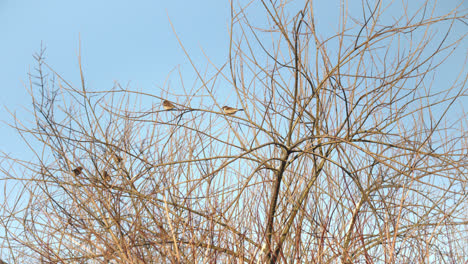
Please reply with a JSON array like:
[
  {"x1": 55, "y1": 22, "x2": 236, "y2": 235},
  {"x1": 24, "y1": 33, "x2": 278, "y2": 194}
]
[{"x1": 1, "y1": 0, "x2": 467, "y2": 263}]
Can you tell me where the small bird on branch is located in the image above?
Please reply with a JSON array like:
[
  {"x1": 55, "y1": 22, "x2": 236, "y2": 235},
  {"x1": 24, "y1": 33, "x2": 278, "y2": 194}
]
[
  {"x1": 72, "y1": 166, "x2": 83, "y2": 176},
  {"x1": 222, "y1": 106, "x2": 244, "y2": 115},
  {"x1": 113, "y1": 154, "x2": 123, "y2": 164},
  {"x1": 102, "y1": 170, "x2": 111, "y2": 181},
  {"x1": 162, "y1": 100, "x2": 177, "y2": 110}
]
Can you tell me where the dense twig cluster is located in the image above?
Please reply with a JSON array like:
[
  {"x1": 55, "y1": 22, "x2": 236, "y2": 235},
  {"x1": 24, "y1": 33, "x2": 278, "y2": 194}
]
[{"x1": 1, "y1": 0, "x2": 467, "y2": 263}]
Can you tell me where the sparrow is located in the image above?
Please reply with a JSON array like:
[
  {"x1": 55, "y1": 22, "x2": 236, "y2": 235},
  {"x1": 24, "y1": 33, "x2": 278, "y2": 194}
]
[
  {"x1": 113, "y1": 154, "x2": 123, "y2": 164},
  {"x1": 102, "y1": 170, "x2": 111, "y2": 181},
  {"x1": 162, "y1": 100, "x2": 176, "y2": 110},
  {"x1": 72, "y1": 166, "x2": 83, "y2": 176},
  {"x1": 222, "y1": 106, "x2": 244, "y2": 115}
]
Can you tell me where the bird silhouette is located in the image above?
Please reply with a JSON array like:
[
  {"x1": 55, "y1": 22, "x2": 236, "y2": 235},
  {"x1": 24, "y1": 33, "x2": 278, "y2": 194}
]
[
  {"x1": 113, "y1": 154, "x2": 123, "y2": 164},
  {"x1": 102, "y1": 170, "x2": 111, "y2": 181},
  {"x1": 72, "y1": 166, "x2": 83, "y2": 176},
  {"x1": 162, "y1": 100, "x2": 177, "y2": 110},
  {"x1": 222, "y1": 106, "x2": 244, "y2": 115}
]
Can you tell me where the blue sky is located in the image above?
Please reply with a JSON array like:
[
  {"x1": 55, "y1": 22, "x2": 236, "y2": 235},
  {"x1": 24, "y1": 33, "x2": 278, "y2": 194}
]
[
  {"x1": 0, "y1": 2, "x2": 466, "y2": 262},
  {"x1": 0, "y1": 0, "x2": 466, "y2": 159},
  {"x1": 0, "y1": 0, "x2": 232, "y2": 157}
]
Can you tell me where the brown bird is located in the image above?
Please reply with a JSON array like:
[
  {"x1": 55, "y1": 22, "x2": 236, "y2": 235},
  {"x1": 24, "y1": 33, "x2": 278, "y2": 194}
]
[
  {"x1": 72, "y1": 166, "x2": 83, "y2": 176},
  {"x1": 113, "y1": 154, "x2": 123, "y2": 164},
  {"x1": 102, "y1": 170, "x2": 111, "y2": 181},
  {"x1": 162, "y1": 100, "x2": 176, "y2": 110},
  {"x1": 222, "y1": 106, "x2": 244, "y2": 115}
]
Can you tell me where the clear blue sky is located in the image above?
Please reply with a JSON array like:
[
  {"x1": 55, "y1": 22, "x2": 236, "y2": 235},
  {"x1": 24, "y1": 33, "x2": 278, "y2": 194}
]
[
  {"x1": 0, "y1": 0, "x2": 232, "y2": 157},
  {"x1": 0, "y1": 0, "x2": 466, "y2": 159}
]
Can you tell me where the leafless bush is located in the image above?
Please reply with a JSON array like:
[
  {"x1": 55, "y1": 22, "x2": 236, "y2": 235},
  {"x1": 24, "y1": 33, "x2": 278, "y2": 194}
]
[{"x1": 1, "y1": 0, "x2": 467, "y2": 263}]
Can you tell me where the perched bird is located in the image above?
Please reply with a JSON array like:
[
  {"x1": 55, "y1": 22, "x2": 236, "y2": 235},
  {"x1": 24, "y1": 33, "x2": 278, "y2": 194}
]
[
  {"x1": 222, "y1": 106, "x2": 244, "y2": 115},
  {"x1": 162, "y1": 100, "x2": 176, "y2": 110},
  {"x1": 113, "y1": 154, "x2": 123, "y2": 164},
  {"x1": 102, "y1": 170, "x2": 111, "y2": 181},
  {"x1": 72, "y1": 166, "x2": 83, "y2": 176}
]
